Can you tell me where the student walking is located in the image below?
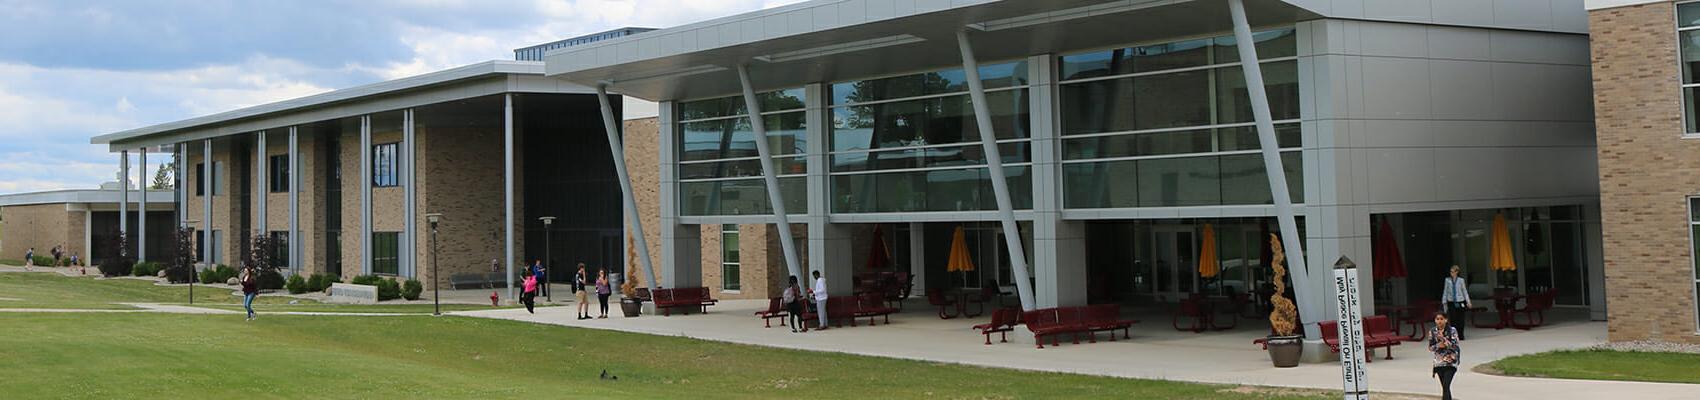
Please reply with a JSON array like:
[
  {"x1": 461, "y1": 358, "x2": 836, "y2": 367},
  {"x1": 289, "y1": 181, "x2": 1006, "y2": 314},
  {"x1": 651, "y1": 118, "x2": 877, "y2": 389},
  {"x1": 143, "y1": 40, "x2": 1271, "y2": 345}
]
[
  {"x1": 1440, "y1": 265, "x2": 1472, "y2": 340},
  {"x1": 23, "y1": 247, "x2": 34, "y2": 270},
  {"x1": 784, "y1": 275, "x2": 805, "y2": 332},
  {"x1": 1429, "y1": 312, "x2": 1463, "y2": 400},
  {"x1": 241, "y1": 267, "x2": 259, "y2": 321},
  {"x1": 573, "y1": 264, "x2": 590, "y2": 320},
  {"x1": 595, "y1": 269, "x2": 611, "y2": 318},
  {"x1": 521, "y1": 270, "x2": 538, "y2": 314},
  {"x1": 810, "y1": 270, "x2": 829, "y2": 331}
]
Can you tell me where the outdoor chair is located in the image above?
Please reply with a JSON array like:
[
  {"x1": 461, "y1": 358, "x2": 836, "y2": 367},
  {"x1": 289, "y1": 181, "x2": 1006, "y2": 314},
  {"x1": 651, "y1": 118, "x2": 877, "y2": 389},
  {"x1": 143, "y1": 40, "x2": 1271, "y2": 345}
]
[
  {"x1": 926, "y1": 288, "x2": 958, "y2": 319},
  {"x1": 1172, "y1": 297, "x2": 1208, "y2": 333},
  {"x1": 754, "y1": 297, "x2": 788, "y2": 328},
  {"x1": 1512, "y1": 290, "x2": 1555, "y2": 329}
]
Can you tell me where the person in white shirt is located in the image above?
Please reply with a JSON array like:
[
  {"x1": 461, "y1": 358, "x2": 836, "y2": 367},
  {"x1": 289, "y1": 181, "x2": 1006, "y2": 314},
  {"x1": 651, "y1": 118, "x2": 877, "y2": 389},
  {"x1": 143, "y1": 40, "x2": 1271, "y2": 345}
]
[
  {"x1": 810, "y1": 270, "x2": 829, "y2": 331},
  {"x1": 1439, "y1": 265, "x2": 1473, "y2": 340}
]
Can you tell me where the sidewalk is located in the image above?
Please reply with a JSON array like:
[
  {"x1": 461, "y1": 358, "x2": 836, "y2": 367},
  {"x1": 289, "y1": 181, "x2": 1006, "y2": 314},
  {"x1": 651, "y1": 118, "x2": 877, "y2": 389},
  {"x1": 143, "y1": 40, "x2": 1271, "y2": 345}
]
[{"x1": 453, "y1": 299, "x2": 1698, "y2": 400}]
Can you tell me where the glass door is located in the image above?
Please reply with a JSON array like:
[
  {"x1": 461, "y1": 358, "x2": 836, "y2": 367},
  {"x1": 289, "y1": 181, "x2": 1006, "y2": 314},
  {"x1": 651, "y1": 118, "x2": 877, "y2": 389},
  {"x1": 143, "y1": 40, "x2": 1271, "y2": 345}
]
[{"x1": 1151, "y1": 226, "x2": 1197, "y2": 302}]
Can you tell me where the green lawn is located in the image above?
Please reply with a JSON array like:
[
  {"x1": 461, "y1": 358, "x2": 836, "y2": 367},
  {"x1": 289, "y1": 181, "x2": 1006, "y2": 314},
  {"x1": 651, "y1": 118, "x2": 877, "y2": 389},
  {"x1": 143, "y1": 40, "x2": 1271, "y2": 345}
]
[
  {"x1": 1487, "y1": 349, "x2": 1700, "y2": 384},
  {"x1": 197, "y1": 303, "x2": 524, "y2": 314},
  {"x1": 0, "y1": 313, "x2": 1330, "y2": 399},
  {"x1": 0, "y1": 272, "x2": 301, "y2": 309}
]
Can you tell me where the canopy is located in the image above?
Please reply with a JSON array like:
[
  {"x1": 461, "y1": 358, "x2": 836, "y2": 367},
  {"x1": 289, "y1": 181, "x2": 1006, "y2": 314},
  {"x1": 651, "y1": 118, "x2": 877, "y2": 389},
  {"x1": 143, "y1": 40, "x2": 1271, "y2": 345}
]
[
  {"x1": 866, "y1": 225, "x2": 892, "y2": 270},
  {"x1": 1490, "y1": 213, "x2": 1517, "y2": 272},
  {"x1": 1372, "y1": 218, "x2": 1408, "y2": 280},
  {"x1": 946, "y1": 226, "x2": 976, "y2": 273},
  {"x1": 1198, "y1": 224, "x2": 1219, "y2": 279}
]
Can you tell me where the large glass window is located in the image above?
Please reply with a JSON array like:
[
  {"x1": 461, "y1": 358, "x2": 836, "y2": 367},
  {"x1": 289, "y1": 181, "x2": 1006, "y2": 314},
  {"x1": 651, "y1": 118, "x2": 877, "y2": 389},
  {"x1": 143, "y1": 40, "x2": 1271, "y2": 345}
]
[
  {"x1": 1681, "y1": 2, "x2": 1700, "y2": 134},
  {"x1": 828, "y1": 62, "x2": 1034, "y2": 213},
  {"x1": 372, "y1": 232, "x2": 398, "y2": 275},
  {"x1": 1688, "y1": 198, "x2": 1700, "y2": 331},
  {"x1": 721, "y1": 224, "x2": 740, "y2": 291},
  {"x1": 270, "y1": 231, "x2": 289, "y2": 267},
  {"x1": 268, "y1": 155, "x2": 289, "y2": 193},
  {"x1": 676, "y1": 89, "x2": 807, "y2": 216},
  {"x1": 1058, "y1": 28, "x2": 1303, "y2": 208},
  {"x1": 372, "y1": 143, "x2": 399, "y2": 187}
]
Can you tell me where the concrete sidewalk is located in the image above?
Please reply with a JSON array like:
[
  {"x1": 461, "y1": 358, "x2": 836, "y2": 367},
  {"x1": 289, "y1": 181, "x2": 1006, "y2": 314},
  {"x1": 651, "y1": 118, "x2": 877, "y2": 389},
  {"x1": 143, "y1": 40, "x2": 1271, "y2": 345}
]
[{"x1": 453, "y1": 299, "x2": 1697, "y2": 400}]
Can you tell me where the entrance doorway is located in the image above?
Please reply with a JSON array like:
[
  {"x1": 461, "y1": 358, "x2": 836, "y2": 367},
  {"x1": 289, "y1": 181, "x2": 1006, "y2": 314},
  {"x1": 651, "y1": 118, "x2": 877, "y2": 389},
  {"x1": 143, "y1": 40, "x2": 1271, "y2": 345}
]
[{"x1": 1150, "y1": 226, "x2": 1196, "y2": 302}]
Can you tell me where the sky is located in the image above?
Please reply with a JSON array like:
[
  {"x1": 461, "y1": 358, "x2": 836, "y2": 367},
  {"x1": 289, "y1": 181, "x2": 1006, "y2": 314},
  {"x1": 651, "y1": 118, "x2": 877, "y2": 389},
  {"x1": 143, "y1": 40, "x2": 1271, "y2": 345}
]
[{"x1": 0, "y1": 0, "x2": 803, "y2": 195}]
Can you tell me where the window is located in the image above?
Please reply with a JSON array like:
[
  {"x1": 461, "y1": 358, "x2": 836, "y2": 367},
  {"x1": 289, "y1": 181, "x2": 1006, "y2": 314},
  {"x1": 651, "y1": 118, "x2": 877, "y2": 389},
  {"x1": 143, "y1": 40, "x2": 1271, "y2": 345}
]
[
  {"x1": 195, "y1": 163, "x2": 206, "y2": 196},
  {"x1": 270, "y1": 231, "x2": 289, "y2": 268},
  {"x1": 1681, "y1": 2, "x2": 1700, "y2": 134},
  {"x1": 676, "y1": 88, "x2": 808, "y2": 216},
  {"x1": 721, "y1": 224, "x2": 740, "y2": 291},
  {"x1": 372, "y1": 143, "x2": 399, "y2": 187},
  {"x1": 372, "y1": 232, "x2": 399, "y2": 275},
  {"x1": 268, "y1": 155, "x2": 289, "y2": 193},
  {"x1": 195, "y1": 230, "x2": 205, "y2": 262},
  {"x1": 1688, "y1": 198, "x2": 1700, "y2": 331}
]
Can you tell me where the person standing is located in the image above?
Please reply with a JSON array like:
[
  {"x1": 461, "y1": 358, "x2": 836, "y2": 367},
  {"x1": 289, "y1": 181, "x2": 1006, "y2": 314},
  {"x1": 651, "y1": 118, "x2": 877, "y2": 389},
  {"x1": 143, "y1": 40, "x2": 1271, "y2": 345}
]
[
  {"x1": 241, "y1": 266, "x2": 259, "y2": 321},
  {"x1": 1440, "y1": 265, "x2": 1472, "y2": 340},
  {"x1": 783, "y1": 275, "x2": 805, "y2": 333},
  {"x1": 23, "y1": 247, "x2": 33, "y2": 270},
  {"x1": 573, "y1": 263, "x2": 590, "y2": 320},
  {"x1": 1429, "y1": 312, "x2": 1462, "y2": 400},
  {"x1": 810, "y1": 270, "x2": 829, "y2": 331},
  {"x1": 530, "y1": 259, "x2": 547, "y2": 298},
  {"x1": 521, "y1": 270, "x2": 538, "y2": 314},
  {"x1": 595, "y1": 269, "x2": 612, "y2": 319}
]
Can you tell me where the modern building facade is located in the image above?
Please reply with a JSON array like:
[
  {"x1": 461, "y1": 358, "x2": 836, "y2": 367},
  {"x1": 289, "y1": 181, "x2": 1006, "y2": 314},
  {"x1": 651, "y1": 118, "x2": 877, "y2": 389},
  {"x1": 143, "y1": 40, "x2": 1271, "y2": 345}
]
[
  {"x1": 0, "y1": 183, "x2": 174, "y2": 266},
  {"x1": 1588, "y1": 0, "x2": 1700, "y2": 344},
  {"x1": 550, "y1": 0, "x2": 1607, "y2": 345}
]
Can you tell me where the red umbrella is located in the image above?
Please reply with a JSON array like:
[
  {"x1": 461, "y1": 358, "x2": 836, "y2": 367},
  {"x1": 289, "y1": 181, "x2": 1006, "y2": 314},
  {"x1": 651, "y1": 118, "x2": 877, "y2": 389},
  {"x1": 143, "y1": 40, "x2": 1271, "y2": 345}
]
[
  {"x1": 1372, "y1": 218, "x2": 1408, "y2": 280},
  {"x1": 866, "y1": 225, "x2": 892, "y2": 270}
]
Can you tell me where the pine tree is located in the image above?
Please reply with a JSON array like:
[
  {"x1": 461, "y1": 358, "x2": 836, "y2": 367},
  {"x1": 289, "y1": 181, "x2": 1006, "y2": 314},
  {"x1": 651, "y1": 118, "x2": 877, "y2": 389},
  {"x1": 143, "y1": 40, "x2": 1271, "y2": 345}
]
[{"x1": 151, "y1": 157, "x2": 175, "y2": 190}]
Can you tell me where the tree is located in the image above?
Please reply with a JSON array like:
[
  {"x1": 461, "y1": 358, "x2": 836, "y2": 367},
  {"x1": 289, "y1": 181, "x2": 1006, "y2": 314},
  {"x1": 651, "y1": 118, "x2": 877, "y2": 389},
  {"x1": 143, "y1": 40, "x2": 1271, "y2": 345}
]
[
  {"x1": 165, "y1": 227, "x2": 196, "y2": 283},
  {"x1": 151, "y1": 157, "x2": 175, "y2": 190}
]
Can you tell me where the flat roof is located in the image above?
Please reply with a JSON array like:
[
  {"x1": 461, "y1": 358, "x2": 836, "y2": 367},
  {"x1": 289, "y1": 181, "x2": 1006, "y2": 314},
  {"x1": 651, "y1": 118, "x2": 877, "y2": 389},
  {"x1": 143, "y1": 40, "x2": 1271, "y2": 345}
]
[
  {"x1": 92, "y1": 60, "x2": 599, "y2": 151},
  {"x1": 0, "y1": 189, "x2": 175, "y2": 207}
]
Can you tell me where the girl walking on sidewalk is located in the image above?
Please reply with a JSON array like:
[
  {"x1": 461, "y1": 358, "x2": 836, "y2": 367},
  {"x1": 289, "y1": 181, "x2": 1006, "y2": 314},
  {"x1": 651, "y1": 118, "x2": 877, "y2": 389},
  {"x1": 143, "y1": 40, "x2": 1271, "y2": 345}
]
[{"x1": 1429, "y1": 312, "x2": 1462, "y2": 400}]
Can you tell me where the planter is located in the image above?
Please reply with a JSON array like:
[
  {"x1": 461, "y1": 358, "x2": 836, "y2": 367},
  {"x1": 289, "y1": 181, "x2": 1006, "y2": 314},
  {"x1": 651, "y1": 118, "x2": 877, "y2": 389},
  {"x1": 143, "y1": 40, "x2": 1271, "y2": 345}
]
[
  {"x1": 1265, "y1": 335, "x2": 1304, "y2": 368},
  {"x1": 620, "y1": 299, "x2": 643, "y2": 317}
]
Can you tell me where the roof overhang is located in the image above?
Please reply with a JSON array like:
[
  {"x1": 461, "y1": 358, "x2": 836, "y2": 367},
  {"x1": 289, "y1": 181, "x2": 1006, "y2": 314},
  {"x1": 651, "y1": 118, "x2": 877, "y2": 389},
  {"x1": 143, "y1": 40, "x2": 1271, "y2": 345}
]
[
  {"x1": 544, "y1": 0, "x2": 1317, "y2": 102},
  {"x1": 92, "y1": 60, "x2": 598, "y2": 152},
  {"x1": 0, "y1": 189, "x2": 175, "y2": 208}
]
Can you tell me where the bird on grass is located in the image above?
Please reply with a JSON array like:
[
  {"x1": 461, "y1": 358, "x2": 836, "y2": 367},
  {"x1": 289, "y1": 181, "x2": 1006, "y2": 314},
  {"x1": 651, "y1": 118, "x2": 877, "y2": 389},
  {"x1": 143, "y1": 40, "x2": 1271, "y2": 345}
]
[{"x1": 599, "y1": 369, "x2": 618, "y2": 381}]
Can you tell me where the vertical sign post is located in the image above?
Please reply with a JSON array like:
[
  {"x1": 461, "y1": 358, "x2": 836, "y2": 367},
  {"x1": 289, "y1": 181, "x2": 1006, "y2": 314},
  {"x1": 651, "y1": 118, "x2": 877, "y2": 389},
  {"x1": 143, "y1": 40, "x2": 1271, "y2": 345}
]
[{"x1": 1333, "y1": 256, "x2": 1368, "y2": 400}]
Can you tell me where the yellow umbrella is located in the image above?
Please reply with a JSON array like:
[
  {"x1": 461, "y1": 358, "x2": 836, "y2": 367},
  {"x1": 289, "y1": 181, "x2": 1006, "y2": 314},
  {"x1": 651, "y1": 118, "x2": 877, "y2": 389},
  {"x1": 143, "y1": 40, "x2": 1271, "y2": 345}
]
[
  {"x1": 946, "y1": 226, "x2": 976, "y2": 273},
  {"x1": 1198, "y1": 224, "x2": 1219, "y2": 279},
  {"x1": 1489, "y1": 213, "x2": 1517, "y2": 272}
]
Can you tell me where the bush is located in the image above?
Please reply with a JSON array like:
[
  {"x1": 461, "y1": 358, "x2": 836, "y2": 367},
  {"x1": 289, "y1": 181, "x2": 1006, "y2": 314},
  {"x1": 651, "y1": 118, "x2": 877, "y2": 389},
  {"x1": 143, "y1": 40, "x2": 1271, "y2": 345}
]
[
  {"x1": 131, "y1": 262, "x2": 163, "y2": 277},
  {"x1": 32, "y1": 255, "x2": 57, "y2": 268},
  {"x1": 376, "y1": 278, "x2": 401, "y2": 301},
  {"x1": 306, "y1": 273, "x2": 339, "y2": 292},
  {"x1": 257, "y1": 269, "x2": 285, "y2": 290},
  {"x1": 402, "y1": 279, "x2": 423, "y2": 300},
  {"x1": 164, "y1": 265, "x2": 195, "y2": 284},
  {"x1": 350, "y1": 274, "x2": 381, "y2": 286},
  {"x1": 285, "y1": 274, "x2": 308, "y2": 294},
  {"x1": 200, "y1": 264, "x2": 237, "y2": 285}
]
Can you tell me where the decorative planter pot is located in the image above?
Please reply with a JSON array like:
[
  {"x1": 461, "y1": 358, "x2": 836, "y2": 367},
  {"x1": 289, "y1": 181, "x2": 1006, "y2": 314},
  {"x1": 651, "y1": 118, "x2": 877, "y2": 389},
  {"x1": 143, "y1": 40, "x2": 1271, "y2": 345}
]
[
  {"x1": 1265, "y1": 335, "x2": 1304, "y2": 368},
  {"x1": 620, "y1": 300, "x2": 643, "y2": 317}
]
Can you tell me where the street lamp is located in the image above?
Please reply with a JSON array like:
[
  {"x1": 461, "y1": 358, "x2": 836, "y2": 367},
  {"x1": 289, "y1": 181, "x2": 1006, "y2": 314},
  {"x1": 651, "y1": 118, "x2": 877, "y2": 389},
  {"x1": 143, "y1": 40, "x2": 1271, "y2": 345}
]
[
  {"x1": 426, "y1": 213, "x2": 442, "y2": 316},
  {"x1": 184, "y1": 219, "x2": 200, "y2": 305},
  {"x1": 538, "y1": 216, "x2": 555, "y2": 302}
]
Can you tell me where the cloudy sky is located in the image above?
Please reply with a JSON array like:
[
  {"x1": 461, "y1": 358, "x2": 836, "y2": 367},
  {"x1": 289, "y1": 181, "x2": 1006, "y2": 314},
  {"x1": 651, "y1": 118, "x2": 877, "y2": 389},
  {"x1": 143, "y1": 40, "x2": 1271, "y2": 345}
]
[{"x1": 0, "y1": 0, "x2": 801, "y2": 195}]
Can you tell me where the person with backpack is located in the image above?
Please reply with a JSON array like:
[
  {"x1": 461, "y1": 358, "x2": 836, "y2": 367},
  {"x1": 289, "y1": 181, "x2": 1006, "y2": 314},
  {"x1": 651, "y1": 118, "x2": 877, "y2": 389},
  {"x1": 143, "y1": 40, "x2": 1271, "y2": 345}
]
[
  {"x1": 23, "y1": 247, "x2": 33, "y2": 270},
  {"x1": 573, "y1": 264, "x2": 590, "y2": 320},
  {"x1": 595, "y1": 268, "x2": 612, "y2": 319},
  {"x1": 784, "y1": 275, "x2": 805, "y2": 333}
]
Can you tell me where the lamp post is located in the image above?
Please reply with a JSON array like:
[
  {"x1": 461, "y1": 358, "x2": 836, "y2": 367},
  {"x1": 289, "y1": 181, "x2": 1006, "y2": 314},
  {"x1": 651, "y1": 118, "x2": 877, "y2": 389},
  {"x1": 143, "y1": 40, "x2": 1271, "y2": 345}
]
[
  {"x1": 426, "y1": 213, "x2": 442, "y2": 316},
  {"x1": 184, "y1": 219, "x2": 199, "y2": 305},
  {"x1": 539, "y1": 216, "x2": 555, "y2": 302}
]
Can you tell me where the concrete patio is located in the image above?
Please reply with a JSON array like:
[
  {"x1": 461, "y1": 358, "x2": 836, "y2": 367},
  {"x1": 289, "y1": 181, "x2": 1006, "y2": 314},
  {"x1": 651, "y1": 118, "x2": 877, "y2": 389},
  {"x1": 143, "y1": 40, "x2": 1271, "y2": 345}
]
[{"x1": 453, "y1": 298, "x2": 1698, "y2": 399}]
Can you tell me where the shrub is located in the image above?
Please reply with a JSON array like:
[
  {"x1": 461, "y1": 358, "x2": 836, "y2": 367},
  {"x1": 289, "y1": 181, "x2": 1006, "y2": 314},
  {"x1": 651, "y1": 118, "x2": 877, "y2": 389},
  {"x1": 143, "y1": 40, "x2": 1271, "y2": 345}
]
[
  {"x1": 97, "y1": 260, "x2": 132, "y2": 277},
  {"x1": 97, "y1": 231, "x2": 134, "y2": 277},
  {"x1": 32, "y1": 255, "x2": 57, "y2": 268},
  {"x1": 285, "y1": 275, "x2": 308, "y2": 294},
  {"x1": 376, "y1": 278, "x2": 401, "y2": 301},
  {"x1": 350, "y1": 274, "x2": 381, "y2": 286},
  {"x1": 201, "y1": 264, "x2": 237, "y2": 285},
  {"x1": 307, "y1": 273, "x2": 340, "y2": 292},
  {"x1": 164, "y1": 265, "x2": 195, "y2": 283},
  {"x1": 131, "y1": 262, "x2": 163, "y2": 277},
  {"x1": 402, "y1": 279, "x2": 423, "y2": 300},
  {"x1": 257, "y1": 269, "x2": 285, "y2": 290}
]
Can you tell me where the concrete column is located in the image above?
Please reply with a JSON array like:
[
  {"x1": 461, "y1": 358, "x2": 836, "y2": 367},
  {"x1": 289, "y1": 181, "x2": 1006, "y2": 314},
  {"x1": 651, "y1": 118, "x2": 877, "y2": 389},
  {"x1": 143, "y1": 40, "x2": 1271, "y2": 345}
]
[
  {"x1": 138, "y1": 149, "x2": 147, "y2": 262},
  {"x1": 120, "y1": 150, "x2": 129, "y2": 239},
  {"x1": 256, "y1": 131, "x2": 267, "y2": 248},
  {"x1": 808, "y1": 221, "x2": 855, "y2": 296},
  {"x1": 956, "y1": 30, "x2": 1036, "y2": 310},
  {"x1": 503, "y1": 95, "x2": 516, "y2": 300},
  {"x1": 1026, "y1": 53, "x2": 1086, "y2": 308},
  {"x1": 656, "y1": 99, "x2": 698, "y2": 290},
  {"x1": 800, "y1": 82, "x2": 848, "y2": 294},
  {"x1": 595, "y1": 86, "x2": 659, "y2": 294},
  {"x1": 909, "y1": 222, "x2": 926, "y2": 291},
  {"x1": 288, "y1": 127, "x2": 300, "y2": 274},
  {"x1": 360, "y1": 115, "x2": 372, "y2": 275},
  {"x1": 202, "y1": 140, "x2": 213, "y2": 265},
  {"x1": 403, "y1": 109, "x2": 416, "y2": 278}
]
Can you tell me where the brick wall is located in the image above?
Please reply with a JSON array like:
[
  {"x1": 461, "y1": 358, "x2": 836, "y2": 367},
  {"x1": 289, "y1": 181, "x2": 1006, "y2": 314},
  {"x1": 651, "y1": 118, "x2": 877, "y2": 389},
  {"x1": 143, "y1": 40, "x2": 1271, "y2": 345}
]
[
  {"x1": 0, "y1": 203, "x2": 74, "y2": 262},
  {"x1": 1592, "y1": 1, "x2": 1700, "y2": 343},
  {"x1": 624, "y1": 117, "x2": 665, "y2": 288}
]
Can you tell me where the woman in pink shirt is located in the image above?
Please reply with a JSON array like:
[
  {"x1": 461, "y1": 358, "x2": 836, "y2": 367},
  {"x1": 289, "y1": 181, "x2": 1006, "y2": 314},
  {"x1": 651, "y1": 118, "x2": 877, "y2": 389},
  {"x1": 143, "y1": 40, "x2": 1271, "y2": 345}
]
[{"x1": 521, "y1": 270, "x2": 538, "y2": 314}]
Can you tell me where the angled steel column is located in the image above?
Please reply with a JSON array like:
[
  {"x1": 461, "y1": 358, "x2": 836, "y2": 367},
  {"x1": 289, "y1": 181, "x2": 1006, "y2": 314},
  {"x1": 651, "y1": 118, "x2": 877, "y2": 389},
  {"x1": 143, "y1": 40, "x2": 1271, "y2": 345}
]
[
  {"x1": 138, "y1": 149, "x2": 147, "y2": 262},
  {"x1": 957, "y1": 30, "x2": 1036, "y2": 311},
  {"x1": 596, "y1": 85, "x2": 659, "y2": 296},
  {"x1": 289, "y1": 127, "x2": 300, "y2": 275},
  {"x1": 202, "y1": 140, "x2": 213, "y2": 265},
  {"x1": 503, "y1": 94, "x2": 516, "y2": 300},
  {"x1": 360, "y1": 115, "x2": 372, "y2": 275},
  {"x1": 403, "y1": 109, "x2": 416, "y2": 278},
  {"x1": 1229, "y1": 0, "x2": 1316, "y2": 334},
  {"x1": 735, "y1": 64, "x2": 804, "y2": 285}
]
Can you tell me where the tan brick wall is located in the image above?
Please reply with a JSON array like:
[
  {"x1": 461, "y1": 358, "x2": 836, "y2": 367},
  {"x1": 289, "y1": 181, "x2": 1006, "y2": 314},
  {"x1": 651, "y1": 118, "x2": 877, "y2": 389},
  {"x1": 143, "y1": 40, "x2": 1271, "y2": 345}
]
[
  {"x1": 1592, "y1": 1, "x2": 1700, "y2": 343},
  {"x1": 417, "y1": 122, "x2": 521, "y2": 289},
  {"x1": 0, "y1": 203, "x2": 74, "y2": 262},
  {"x1": 184, "y1": 138, "x2": 244, "y2": 266},
  {"x1": 624, "y1": 117, "x2": 665, "y2": 288}
]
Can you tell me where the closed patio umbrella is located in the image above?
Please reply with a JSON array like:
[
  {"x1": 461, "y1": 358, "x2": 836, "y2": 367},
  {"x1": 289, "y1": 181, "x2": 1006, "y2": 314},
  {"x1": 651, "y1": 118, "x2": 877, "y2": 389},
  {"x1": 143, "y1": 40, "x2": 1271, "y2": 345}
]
[
  {"x1": 866, "y1": 225, "x2": 892, "y2": 271},
  {"x1": 1198, "y1": 224, "x2": 1219, "y2": 279},
  {"x1": 946, "y1": 226, "x2": 975, "y2": 274},
  {"x1": 1372, "y1": 219, "x2": 1408, "y2": 280},
  {"x1": 1490, "y1": 213, "x2": 1517, "y2": 272}
]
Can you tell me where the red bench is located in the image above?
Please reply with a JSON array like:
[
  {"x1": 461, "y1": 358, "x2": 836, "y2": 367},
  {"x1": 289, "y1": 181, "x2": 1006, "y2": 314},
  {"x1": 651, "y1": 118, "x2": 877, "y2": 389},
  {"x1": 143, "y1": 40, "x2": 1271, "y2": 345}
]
[
  {"x1": 799, "y1": 294, "x2": 895, "y2": 328},
  {"x1": 851, "y1": 293, "x2": 898, "y2": 325},
  {"x1": 972, "y1": 308, "x2": 1020, "y2": 345},
  {"x1": 1023, "y1": 304, "x2": 1140, "y2": 349},
  {"x1": 754, "y1": 297, "x2": 789, "y2": 328},
  {"x1": 1319, "y1": 315, "x2": 1403, "y2": 362},
  {"x1": 653, "y1": 287, "x2": 717, "y2": 316}
]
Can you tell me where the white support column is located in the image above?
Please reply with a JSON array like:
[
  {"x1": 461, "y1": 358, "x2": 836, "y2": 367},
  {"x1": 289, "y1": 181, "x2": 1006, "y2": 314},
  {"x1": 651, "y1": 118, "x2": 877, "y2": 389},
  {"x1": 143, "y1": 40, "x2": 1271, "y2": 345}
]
[
  {"x1": 1229, "y1": 0, "x2": 1317, "y2": 336},
  {"x1": 957, "y1": 30, "x2": 1036, "y2": 311},
  {"x1": 657, "y1": 100, "x2": 702, "y2": 289},
  {"x1": 596, "y1": 86, "x2": 660, "y2": 296},
  {"x1": 801, "y1": 83, "x2": 850, "y2": 294},
  {"x1": 909, "y1": 222, "x2": 926, "y2": 291},
  {"x1": 177, "y1": 143, "x2": 186, "y2": 229},
  {"x1": 203, "y1": 140, "x2": 213, "y2": 265},
  {"x1": 256, "y1": 131, "x2": 267, "y2": 248},
  {"x1": 288, "y1": 127, "x2": 300, "y2": 275},
  {"x1": 138, "y1": 149, "x2": 148, "y2": 262},
  {"x1": 120, "y1": 150, "x2": 129, "y2": 240},
  {"x1": 503, "y1": 95, "x2": 517, "y2": 300},
  {"x1": 735, "y1": 64, "x2": 804, "y2": 286},
  {"x1": 360, "y1": 115, "x2": 372, "y2": 276},
  {"x1": 403, "y1": 109, "x2": 416, "y2": 278},
  {"x1": 1027, "y1": 53, "x2": 1086, "y2": 308}
]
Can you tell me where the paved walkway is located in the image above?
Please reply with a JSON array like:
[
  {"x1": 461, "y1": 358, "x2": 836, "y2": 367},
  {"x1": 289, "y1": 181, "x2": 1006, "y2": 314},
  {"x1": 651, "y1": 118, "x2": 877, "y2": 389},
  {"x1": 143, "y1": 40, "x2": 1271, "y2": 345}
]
[{"x1": 453, "y1": 299, "x2": 1698, "y2": 400}]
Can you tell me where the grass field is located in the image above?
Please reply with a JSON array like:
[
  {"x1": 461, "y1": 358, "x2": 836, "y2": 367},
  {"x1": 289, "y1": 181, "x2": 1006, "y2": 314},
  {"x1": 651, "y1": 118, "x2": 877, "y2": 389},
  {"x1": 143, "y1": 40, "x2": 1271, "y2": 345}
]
[
  {"x1": 0, "y1": 313, "x2": 1332, "y2": 399},
  {"x1": 196, "y1": 303, "x2": 522, "y2": 314},
  {"x1": 0, "y1": 272, "x2": 300, "y2": 309},
  {"x1": 1486, "y1": 349, "x2": 1700, "y2": 384}
]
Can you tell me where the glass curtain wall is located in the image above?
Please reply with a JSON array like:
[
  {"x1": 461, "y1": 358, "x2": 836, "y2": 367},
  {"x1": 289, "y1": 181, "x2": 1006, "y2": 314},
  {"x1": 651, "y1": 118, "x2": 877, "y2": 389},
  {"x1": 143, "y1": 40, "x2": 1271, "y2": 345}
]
[
  {"x1": 676, "y1": 89, "x2": 808, "y2": 216},
  {"x1": 1058, "y1": 28, "x2": 1303, "y2": 208},
  {"x1": 828, "y1": 62, "x2": 1034, "y2": 213}
]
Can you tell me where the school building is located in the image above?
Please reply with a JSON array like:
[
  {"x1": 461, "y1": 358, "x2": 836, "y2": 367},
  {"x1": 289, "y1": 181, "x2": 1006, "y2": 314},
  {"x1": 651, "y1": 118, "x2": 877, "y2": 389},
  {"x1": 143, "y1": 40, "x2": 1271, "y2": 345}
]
[{"x1": 0, "y1": 182, "x2": 174, "y2": 266}]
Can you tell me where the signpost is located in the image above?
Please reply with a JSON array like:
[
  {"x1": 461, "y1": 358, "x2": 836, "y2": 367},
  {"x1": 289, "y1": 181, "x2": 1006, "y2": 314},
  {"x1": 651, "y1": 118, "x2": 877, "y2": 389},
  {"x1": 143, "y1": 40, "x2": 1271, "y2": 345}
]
[{"x1": 1333, "y1": 256, "x2": 1368, "y2": 400}]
